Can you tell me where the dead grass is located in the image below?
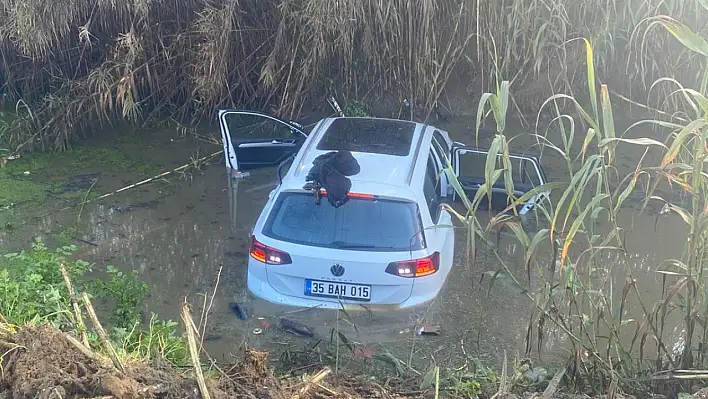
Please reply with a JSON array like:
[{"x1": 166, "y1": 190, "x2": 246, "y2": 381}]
[
  {"x1": 0, "y1": 325, "x2": 416, "y2": 399},
  {"x1": 0, "y1": 0, "x2": 704, "y2": 152}
]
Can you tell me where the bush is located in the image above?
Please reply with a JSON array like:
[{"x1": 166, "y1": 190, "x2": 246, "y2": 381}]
[{"x1": 0, "y1": 237, "x2": 188, "y2": 366}]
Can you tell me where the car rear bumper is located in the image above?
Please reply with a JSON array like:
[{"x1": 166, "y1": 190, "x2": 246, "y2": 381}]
[{"x1": 247, "y1": 264, "x2": 445, "y2": 311}]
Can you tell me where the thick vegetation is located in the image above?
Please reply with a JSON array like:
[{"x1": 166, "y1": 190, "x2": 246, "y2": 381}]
[
  {"x1": 438, "y1": 10, "x2": 708, "y2": 397},
  {"x1": 3, "y1": 1, "x2": 708, "y2": 397},
  {"x1": 0, "y1": 238, "x2": 190, "y2": 366},
  {"x1": 0, "y1": 0, "x2": 706, "y2": 152}
]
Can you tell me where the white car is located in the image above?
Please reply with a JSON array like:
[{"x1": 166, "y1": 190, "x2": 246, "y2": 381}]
[{"x1": 219, "y1": 110, "x2": 548, "y2": 309}]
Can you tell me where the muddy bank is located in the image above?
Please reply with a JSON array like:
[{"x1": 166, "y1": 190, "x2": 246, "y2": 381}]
[{"x1": 0, "y1": 325, "x2": 411, "y2": 399}]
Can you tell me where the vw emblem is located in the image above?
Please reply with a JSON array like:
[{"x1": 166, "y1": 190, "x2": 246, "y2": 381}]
[{"x1": 330, "y1": 263, "x2": 345, "y2": 277}]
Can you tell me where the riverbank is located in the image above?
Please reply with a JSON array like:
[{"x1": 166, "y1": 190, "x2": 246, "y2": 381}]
[
  {"x1": 0, "y1": 236, "x2": 548, "y2": 399},
  {"x1": 0, "y1": 323, "x2": 411, "y2": 398}
]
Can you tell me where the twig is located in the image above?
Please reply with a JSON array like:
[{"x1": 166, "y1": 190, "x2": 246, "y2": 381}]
[
  {"x1": 434, "y1": 366, "x2": 440, "y2": 399},
  {"x1": 74, "y1": 238, "x2": 98, "y2": 247},
  {"x1": 35, "y1": 150, "x2": 224, "y2": 218},
  {"x1": 77, "y1": 177, "x2": 98, "y2": 224},
  {"x1": 63, "y1": 333, "x2": 100, "y2": 362},
  {"x1": 541, "y1": 365, "x2": 566, "y2": 399},
  {"x1": 181, "y1": 302, "x2": 211, "y2": 399},
  {"x1": 491, "y1": 351, "x2": 508, "y2": 399},
  {"x1": 60, "y1": 263, "x2": 89, "y2": 347},
  {"x1": 200, "y1": 266, "x2": 223, "y2": 347},
  {"x1": 89, "y1": 150, "x2": 222, "y2": 203},
  {"x1": 315, "y1": 383, "x2": 337, "y2": 396},
  {"x1": 292, "y1": 367, "x2": 331, "y2": 399},
  {"x1": 80, "y1": 292, "x2": 125, "y2": 374},
  {"x1": 197, "y1": 293, "x2": 208, "y2": 346}
]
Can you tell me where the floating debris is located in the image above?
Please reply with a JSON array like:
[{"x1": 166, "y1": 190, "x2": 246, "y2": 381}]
[
  {"x1": 229, "y1": 302, "x2": 248, "y2": 320},
  {"x1": 278, "y1": 318, "x2": 314, "y2": 337},
  {"x1": 417, "y1": 325, "x2": 441, "y2": 336}
]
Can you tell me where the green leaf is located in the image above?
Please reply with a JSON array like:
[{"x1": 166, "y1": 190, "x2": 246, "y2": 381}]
[
  {"x1": 615, "y1": 170, "x2": 642, "y2": 214},
  {"x1": 560, "y1": 194, "x2": 609, "y2": 267},
  {"x1": 526, "y1": 229, "x2": 550, "y2": 268},
  {"x1": 583, "y1": 38, "x2": 599, "y2": 122},
  {"x1": 662, "y1": 119, "x2": 708, "y2": 168},
  {"x1": 600, "y1": 84, "x2": 616, "y2": 163},
  {"x1": 699, "y1": 0, "x2": 708, "y2": 12},
  {"x1": 599, "y1": 137, "x2": 667, "y2": 148},
  {"x1": 650, "y1": 16, "x2": 708, "y2": 57},
  {"x1": 421, "y1": 365, "x2": 438, "y2": 390},
  {"x1": 443, "y1": 165, "x2": 473, "y2": 211}
]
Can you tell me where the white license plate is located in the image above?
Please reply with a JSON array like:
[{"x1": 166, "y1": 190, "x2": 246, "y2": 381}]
[{"x1": 304, "y1": 279, "x2": 371, "y2": 301}]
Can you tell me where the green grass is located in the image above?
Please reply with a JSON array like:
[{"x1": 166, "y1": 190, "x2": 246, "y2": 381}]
[
  {"x1": 0, "y1": 143, "x2": 159, "y2": 207},
  {"x1": 0, "y1": 175, "x2": 48, "y2": 206},
  {"x1": 0, "y1": 238, "x2": 190, "y2": 366},
  {"x1": 4, "y1": 146, "x2": 159, "y2": 177}
]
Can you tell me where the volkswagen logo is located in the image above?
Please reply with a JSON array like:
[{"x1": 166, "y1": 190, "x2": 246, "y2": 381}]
[{"x1": 330, "y1": 263, "x2": 345, "y2": 277}]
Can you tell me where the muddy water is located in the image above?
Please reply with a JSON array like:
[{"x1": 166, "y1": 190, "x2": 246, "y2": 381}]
[{"x1": 0, "y1": 113, "x2": 689, "y2": 372}]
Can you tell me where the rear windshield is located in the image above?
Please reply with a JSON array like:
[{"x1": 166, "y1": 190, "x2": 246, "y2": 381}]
[{"x1": 262, "y1": 192, "x2": 425, "y2": 252}]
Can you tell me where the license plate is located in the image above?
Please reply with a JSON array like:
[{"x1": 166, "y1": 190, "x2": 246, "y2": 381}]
[{"x1": 304, "y1": 279, "x2": 371, "y2": 302}]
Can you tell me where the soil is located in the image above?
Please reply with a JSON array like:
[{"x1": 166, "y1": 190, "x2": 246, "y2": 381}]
[{"x1": 0, "y1": 326, "x2": 414, "y2": 399}]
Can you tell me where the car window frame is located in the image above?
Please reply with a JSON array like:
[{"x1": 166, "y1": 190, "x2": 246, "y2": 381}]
[{"x1": 424, "y1": 152, "x2": 442, "y2": 223}]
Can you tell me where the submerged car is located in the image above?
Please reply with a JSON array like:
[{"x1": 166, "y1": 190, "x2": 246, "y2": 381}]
[{"x1": 218, "y1": 110, "x2": 549, "y2": 309}]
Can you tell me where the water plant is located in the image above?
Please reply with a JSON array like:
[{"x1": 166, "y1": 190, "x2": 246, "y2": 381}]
[{"x1": 439, "y1": 14, "x2": 708, "y2": 395}]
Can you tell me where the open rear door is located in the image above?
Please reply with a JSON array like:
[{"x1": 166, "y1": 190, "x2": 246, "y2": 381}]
[
  {"x1": 218, "y1": 109, "x2": 308, "y2": 173},
  {"x1": 451, "y1": 146, "x2": 549, "y2": 215}
]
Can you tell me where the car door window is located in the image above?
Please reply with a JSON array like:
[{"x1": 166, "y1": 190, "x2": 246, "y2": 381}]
[
  {"x1": 424, "y1": 153, "x2": 442, "y2": 222},
  {"x1": 218, "y1": 110, "x2": 308, "y2": 171},
  {"x1": 432, "y1": 130, "x2": 451, "y2": 165},
  {"x1": 224, "y1": 113, "x2": 298, "y2": 141},
  {"x1": 451, "y1": 146, "x2": 548, "y2": 215}
]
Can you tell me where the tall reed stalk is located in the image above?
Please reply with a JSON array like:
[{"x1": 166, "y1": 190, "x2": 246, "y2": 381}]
[
  {"x1": 445, "y1": 14, "x2": 708, "y2": 394},
  {"x1": 0, "y1": 0, "x2": 706, "y2": 152}
]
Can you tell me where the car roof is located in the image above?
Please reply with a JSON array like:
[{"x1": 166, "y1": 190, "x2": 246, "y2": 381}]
[{"x1": 280, "y1": 117, "x2": 432, "y2": 200}]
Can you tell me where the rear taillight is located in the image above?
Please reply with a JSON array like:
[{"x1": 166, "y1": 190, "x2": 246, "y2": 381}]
[
  {"x1": 385, "y1": 252, "x2": 440, "y2": 278},
  {"x1": 249, "y1": 236, "x2": 292, "y2": 265}
]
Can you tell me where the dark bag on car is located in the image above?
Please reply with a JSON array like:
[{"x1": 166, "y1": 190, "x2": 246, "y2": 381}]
[{"x1": 305, "y1": 150, "x2": 361, "y2": 207}]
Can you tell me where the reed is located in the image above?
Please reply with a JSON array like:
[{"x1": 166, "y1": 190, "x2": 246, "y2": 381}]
[
  {"x1": 0, "y1": 0, "x2": 705, "y2": 152},
  {"x1": 441, "y1": 12, "x2": 708, "y2": 394}
]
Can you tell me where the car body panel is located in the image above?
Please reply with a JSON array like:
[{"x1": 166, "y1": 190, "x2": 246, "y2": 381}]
[{"x1": 218, "y1": 110, "x2": 548, "y2": 309}]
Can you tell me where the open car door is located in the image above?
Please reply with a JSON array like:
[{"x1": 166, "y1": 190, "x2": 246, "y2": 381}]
[
  {"x1": 218, "y1": 109, "x2": 308, "y2": 174},
  {"x1": 219, "y1": 109, "x2": 309, "y2": 237},
  {"x1": 450, "y1": 145, "x2": 549, "y2": 215}
]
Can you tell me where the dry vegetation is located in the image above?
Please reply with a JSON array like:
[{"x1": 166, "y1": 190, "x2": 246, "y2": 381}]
[{"x1": 0, "y1": 0, "x2": 706, "y2": 152}]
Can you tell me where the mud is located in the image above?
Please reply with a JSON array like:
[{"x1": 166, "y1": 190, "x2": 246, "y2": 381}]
[
  {"x1": 0, "y1": 326, "x2": 411, "y2": 399},
  {"x1": 0, "y1": 326, "x2": 195, "y2": 398}
]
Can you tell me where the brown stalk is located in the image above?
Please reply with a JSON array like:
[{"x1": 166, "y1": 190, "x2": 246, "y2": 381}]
[
  {"x1": 59, "y1": 263, "x2": 90, "y2": 347},
  {"x1": 181, "y1": 302, "x2": 211, "y2": 399},
  {"x1": 63, "y1": 333, "x2": 101, "y2": 362},
  {"x1": 80, "y1": 292, "x2": 125, "y2": 374},
  {"x1": 291, "y1": 367, "x2": 332, "y2": 399}
]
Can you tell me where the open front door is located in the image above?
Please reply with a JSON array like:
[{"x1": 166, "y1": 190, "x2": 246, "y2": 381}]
[
  {"x1": 451, "y1": 146, "x2": 549, "y2": 215},
  {"x1": 219, "y1": 110, "x2": 308, "y2": 237},
  {"x1": 218, "y1": 109, "x2": 308, "y2": 173}
]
